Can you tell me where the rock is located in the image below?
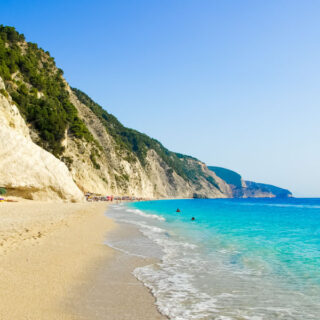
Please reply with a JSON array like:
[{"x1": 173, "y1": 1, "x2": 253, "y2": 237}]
[
  {"x1": 0, "y1": 77, "x2": 5, "y2": 90},
  {"x1": 0, "y1": 84, "x2": 84, "y2": 202}
]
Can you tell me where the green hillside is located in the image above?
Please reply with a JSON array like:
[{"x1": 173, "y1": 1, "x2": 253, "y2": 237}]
[
  {"x1": 0, "y1": 25, "x2": 221, "y2": 192},
  {"x1": 208, "y1": 166, "x2": 292, "y2": 198},
  {"x1": 72, "y1": 88, "x2": 189, "y2": 178},
  {"x1": 0, "y1": 25, "x2": 94, "y2": 156},
  {"x1": 72, "y1": 88, "x2": 220, "y2": 189},
  {"x1": 208, "y1": 166, "x2": 242, "y2": 188},
  {"x1": 245, "y1": 181, "x2": 292, "y2": 198}
]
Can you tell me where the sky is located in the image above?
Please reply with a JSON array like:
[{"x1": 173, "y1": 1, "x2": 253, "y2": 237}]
[{"x1": 1, "y1": 0, "x2": 319, "y2": 197}]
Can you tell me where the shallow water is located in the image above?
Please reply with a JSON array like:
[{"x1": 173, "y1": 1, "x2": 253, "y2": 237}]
[{"x1": 107, "y1": 198, "x2": 320, "y2": 320}]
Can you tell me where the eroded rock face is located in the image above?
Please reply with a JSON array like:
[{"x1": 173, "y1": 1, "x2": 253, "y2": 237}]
[
  {"x1": 66, "y1": 86, "x2": 231, "y2": 198},
  {"x1": 0, "y1": 76, "x2": 228, "y2": 201},
  {"x1": 0, "y1": 82, "x2": 84, "y2": 202},
  {"x1": 208, "y1": 166, "x2": 292, "y2": 198}
]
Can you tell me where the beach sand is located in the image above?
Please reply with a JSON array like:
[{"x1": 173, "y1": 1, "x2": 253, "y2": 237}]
[{"x1": 0, "y1": 200, "x2": 165, "y2": 319}]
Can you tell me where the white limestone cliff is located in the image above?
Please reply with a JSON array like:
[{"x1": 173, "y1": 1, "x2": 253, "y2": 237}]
[{"x1": 0, "y1": 77, "x2": 84, "y2": 201}]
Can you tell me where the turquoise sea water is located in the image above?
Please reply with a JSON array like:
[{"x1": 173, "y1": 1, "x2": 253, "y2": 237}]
[{"x1": 107, "y1": 198, "x2": 320, "y2": 319}]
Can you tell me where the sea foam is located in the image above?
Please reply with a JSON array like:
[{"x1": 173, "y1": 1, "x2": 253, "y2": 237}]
[{"x1": 106, "y1": 199, "x2": 320, "y2": 319}]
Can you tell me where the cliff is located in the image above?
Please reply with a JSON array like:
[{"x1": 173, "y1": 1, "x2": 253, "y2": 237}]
[
  {"x1": 0, "y1": 26, "x2": 291, "y2": 201},
  {"x1": 0, "y1": 78, "x2": 84, "y2": 201},
  {"x1": 0, "y1": 26, "x2": 231, "y2": 200},
  {"x1": 208, "y1": 166, "x2": 292, "y2": 198},
  {"x1": 243, "y1": 181, "x2": 292, "y2": 198}
]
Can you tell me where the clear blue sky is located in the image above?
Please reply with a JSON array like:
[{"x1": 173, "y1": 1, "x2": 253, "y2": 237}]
[{"x1": 1, "y1": 0, "x2": 319, "y2": 197}]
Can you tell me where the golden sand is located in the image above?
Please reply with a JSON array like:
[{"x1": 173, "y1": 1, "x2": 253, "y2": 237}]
[{"x1": 0, "y1": 201, "x2": 165, "y2": 319}]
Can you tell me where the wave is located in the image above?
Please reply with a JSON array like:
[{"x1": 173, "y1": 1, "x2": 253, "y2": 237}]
[
  {"x1": 239, "y1": 202, "x2": 320, "y2": 209},
  {"x1": 108, "y1": 202, "x2": 320, "y2": 319},
  {"x1": 109, "y1": 210, "x2": 214, "y2": 319},
  {"x1": 104, "y1": 241, "x2": 148, "y2": 258},
  {"x1": 134, "y1": 265, "x2": 220, "y2": 320},
  {"x1": 116, "y1": 217, "x2": 218, "y2": 319},
  {"x1": 111, "y1": 205, "x2": 124, "y2": 210},
  {"x1": 125, "y1": 208, "x2": 166, "y2": 221},
  {"x1": 131, "y1": 223, "x2": 218, "y2": 320}
]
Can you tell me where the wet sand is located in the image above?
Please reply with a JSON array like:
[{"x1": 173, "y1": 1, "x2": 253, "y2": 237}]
[{"x1": 69, "y1": 247, "x2": 165, "y2": 320}]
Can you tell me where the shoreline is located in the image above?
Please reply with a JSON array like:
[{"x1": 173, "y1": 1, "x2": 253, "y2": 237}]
[{"x1": 0, "y1": 200, "x2": 165, "y2": 319}]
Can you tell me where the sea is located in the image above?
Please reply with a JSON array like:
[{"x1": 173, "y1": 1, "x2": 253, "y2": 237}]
[{"x1": 105, "y1": 198, "x2": 320, "y2": 320}]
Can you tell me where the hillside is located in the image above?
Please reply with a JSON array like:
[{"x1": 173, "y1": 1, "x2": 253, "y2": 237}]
[
  {"x1": 0, "y1": 25, "x2": 292, "y2": 201},
  {"x1": 207, "y1": 166, "x2": 242, "y2": 188},
  {"x1": 209, "y1": 166, "x2": 292, "y2": 198},
  {"x1": 0, "y1": 25, "x2": 232, "y2": 200},
  {"x1": 244, "y1": 181, "x2": 292, "y2": 198}
]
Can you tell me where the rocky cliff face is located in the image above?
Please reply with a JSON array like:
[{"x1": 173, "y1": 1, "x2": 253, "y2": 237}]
[
  {"x1": 243, "y1": 181, "x2": 292, "y2": 198},
  {"x1": 0, "y1": 24, "x2": 230, "y2": 200},
  {"x1": 0, "y1": 26, "x2": 291, "y2": 201},
  {"x1": 0, "y1": 77, "x2": 229, "y2": 200},
  {"x1": 208, "y1": 166, "x2": 292, "y2": 198},
  {"x1": 53, "y1": 83, "x2": 231, "y2": 198},
  {"x1": 0, "y1": 78, "x2": 84, "y2": 201}
]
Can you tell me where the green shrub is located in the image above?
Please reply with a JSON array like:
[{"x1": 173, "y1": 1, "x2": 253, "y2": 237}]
[
  {"x1": 0, "y1": 187, "x2": 7, "y2": 195},
  {"x1": 90, "y1": 152, "x2": 100, "y2": 170},
  {"x1": 0, "y1": 25, "x2": 221, "y2": 190},
  {"x1": 208, "y1": 166, "x2": 242, "y2": 188},
  {"x1": 61, "y1": 156, "x2": 73, "y2": 169},
  {"x1": 72, "y1": 88, "x2": 222, "y2": 186},
  {"x1": 0, "y1": 88, "x2": 8, "y2": 97},
  {"x1": 0, "y1": 25, "x2": 94, "y2": 157},
  {"x1": 72, "y1": 88, "x2": 190, "y2": 179}
]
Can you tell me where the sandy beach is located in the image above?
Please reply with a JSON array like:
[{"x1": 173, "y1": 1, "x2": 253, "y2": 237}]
[{"x1": 0, "y1": 200, "x2": 165, "y2": 320}]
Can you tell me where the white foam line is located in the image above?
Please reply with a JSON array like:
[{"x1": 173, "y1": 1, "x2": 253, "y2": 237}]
[
  {"x1": 104, "y1": 241, "x2": 148, "y2": 259},
  {"x1": 239, "y1": 202, "x2": 320, "y2": 209},
  {"x1": 126, "y1": 208, "x2": 166, "y2": 221}
]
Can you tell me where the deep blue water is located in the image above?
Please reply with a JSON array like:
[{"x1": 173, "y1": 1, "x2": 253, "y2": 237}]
[{"x1": 108, "y1": 198, "x2": 320, "y2": 319}]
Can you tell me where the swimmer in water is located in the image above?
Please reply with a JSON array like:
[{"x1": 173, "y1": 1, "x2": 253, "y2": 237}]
[
  {"x1": 176, "y1": 208, "x2": 181, "y2": 213},
  {"x1": 191, "y1": 217, "x2": 195, "y2": 221}
]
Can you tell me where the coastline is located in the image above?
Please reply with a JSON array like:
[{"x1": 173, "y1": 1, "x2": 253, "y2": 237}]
[{"x1": 0, "y1": 200, "x2": 165, "y2": 320}]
